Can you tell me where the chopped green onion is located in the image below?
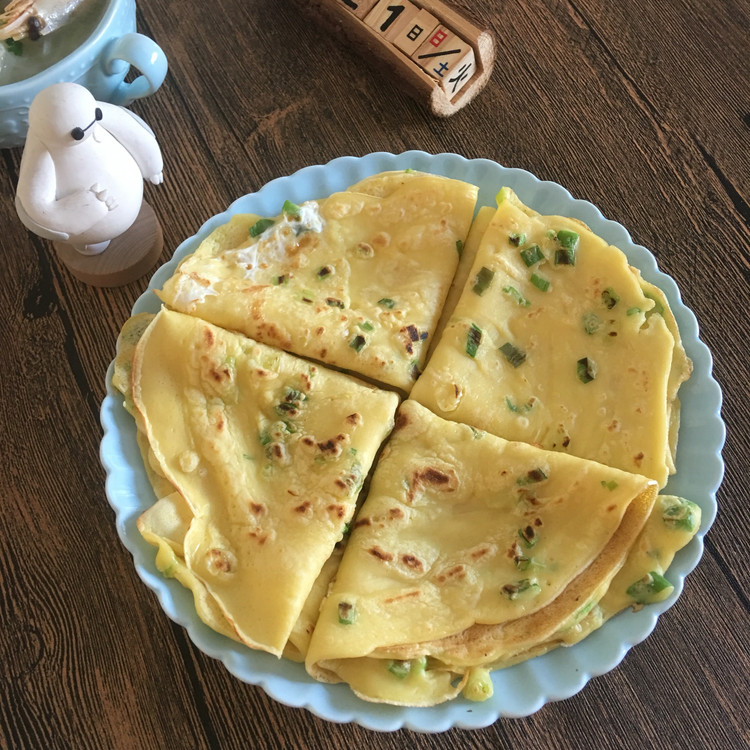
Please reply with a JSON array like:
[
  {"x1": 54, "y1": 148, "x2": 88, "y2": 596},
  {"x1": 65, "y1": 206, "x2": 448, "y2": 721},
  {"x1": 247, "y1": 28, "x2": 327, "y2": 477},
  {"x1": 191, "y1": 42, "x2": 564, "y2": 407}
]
[
  {"x1": 359, "y1": 321, "x2": 374, "y2": 332},
  {"x1": 282, "y1": 199, "x2": 302, "y2": 217},
  {"x1": 505, "y1": 396, "x2": 534, "y2": 413},
  {"x1": 472, "y1": 266, "x2": 495, "y2": 296},
  {"x1": 496, "y1": 187, "x2": 512, "y2": 204},
  {"x1": 514, "y1": 555, "x2": 532, "y2": 571},
  {"x1": 5, "y1": 38, "x2": 23, "y2": 56},
  {"x1": 644, "y1": 291, "x2": 665, "y2": 316},
  {"x1": 502, "y1": 578, "x2": 541, "y2": 599},
  {"x1": 502, "y1": 285, "x2": 530, "y2": 307},
  {"x1": 577, "y1": 357, "x2": 597, "y2": 383},
  {"x1": 556, "y1": 229, "x2": 580, "y2": 251},
  {"x1": 583, "y1": 312, "x2": 602, "y2": 334},
  {"x1": 378, "y1": 297, "x2": 396, "y2": 309},
  {"x1": 626, "y1": 572, "x2": 673, "y2": 604},
  {"x1": 272, "y1": 274, "x2": 287, "y2": 285},
  {"x1": 316, "y1": 265, "x2": 333, "y2": 278},
  {"x1": 602, "y1": 288, "x2": 620, "y2": 309},
  {"x1": 350, "y1": 334, "x2": 366, "y2": 352},
  {"x1": 530, "y1": 272, "x2": 550, "y2": 292},
  {"x1": 509, "y1": 232, "x2": 526, "y2": 247},
  {"x1": 627, "y1": 307, "x2": 642, "y2": 316},
  {"x1": 555, "y1": 247, "x2": 576, "y2": 265},
  {"x1": 249, "y1": 218, "x2": 275, "y2": 237},
  {"x1": 300, "y1": 290, "x2": 315, "y2": 303},
  {"x1": 326, "y1": 297, "x2": 344, "y2": 308},
  {"x1": 553, "y1": 229, "x2": 579, "y2": 265},
  {"x1": 517, "y1": 468, "x2": 548, "y2": 485},
  {"x1": 500, "y1": 342, "x2": 526, "y2": 367},
  {"x1": 520, "y1": 244, "x2": 544, "y2": 267},
  {"x1": 661, "y1": 496, "x2": 700, "y2": 533},
  {"x1": 456, "y1": 239, "x2": 463, "y2": 257},
  {"x1": 518, "y1": 526, "x2": 538, "y2": 548},
  {"x1": 463, "y1": 668, "x2": 494, "y2": 702},
  {"x1": 387, "y1": 660, "x2": 411, "y2": 679},
  {"x1": 601, "y1": 479, "x2": 619, "y2": 491},
  {"x1": 338, "y1": 601, "x2": 356, "y2": 624},
  {"x1": 466, "y1": 323, "x2": 482, "y2": 358}
]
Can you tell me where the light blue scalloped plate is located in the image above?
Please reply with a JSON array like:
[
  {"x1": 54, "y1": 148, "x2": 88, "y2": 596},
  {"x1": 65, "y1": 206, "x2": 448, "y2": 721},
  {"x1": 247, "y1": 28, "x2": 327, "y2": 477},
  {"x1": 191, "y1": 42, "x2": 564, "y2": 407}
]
[{"x1": 100, "y1": 152, "x2": 724, "y2": 732}]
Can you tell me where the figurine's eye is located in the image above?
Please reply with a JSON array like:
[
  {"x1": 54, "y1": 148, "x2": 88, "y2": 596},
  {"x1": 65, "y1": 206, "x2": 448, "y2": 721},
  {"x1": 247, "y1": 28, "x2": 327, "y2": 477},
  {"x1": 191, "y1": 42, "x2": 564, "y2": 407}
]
[{"x1": 71, "y1": 108, "x2": 102, "y2": 140}]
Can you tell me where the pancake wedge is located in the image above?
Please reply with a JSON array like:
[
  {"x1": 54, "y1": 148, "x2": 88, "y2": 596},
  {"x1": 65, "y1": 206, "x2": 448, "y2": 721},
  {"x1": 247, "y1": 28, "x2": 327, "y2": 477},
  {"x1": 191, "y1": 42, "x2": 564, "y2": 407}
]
[
  {"x1": 305, "y1": 400, "x2": 657, "y2": 706},
  {"x1": 130, "y1": 308, "x2": 399, "y2": 656},
  {"x1": 156, "y1": 171, "x2": 478, "y2": 392},
  {"x1": 411, "y1": 188, "x2": 691, "y2": 486}
]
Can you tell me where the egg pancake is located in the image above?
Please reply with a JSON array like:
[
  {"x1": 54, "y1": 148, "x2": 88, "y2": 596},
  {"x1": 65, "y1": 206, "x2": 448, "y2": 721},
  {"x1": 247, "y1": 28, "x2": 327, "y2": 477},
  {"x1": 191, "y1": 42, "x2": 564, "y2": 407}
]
[
  {"x1": 130, "y1": 308, "x2": 399, "y2": 656},
  {"x1": 305, "y1": 400, "x2": 658, "y2": 705},
  {"x1": 410, "y1": 188, "x2": 691, "y2": 486},
  {"x1": 156, "y1": 171, "x2": 478, "y2": 392}
]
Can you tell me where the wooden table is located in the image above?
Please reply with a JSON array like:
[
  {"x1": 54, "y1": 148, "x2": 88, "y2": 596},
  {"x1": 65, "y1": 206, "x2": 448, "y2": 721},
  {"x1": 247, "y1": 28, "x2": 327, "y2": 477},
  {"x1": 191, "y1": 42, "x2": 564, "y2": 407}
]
[{"x1": 1, "y1": 1, "x2": 747, "y2": 747}]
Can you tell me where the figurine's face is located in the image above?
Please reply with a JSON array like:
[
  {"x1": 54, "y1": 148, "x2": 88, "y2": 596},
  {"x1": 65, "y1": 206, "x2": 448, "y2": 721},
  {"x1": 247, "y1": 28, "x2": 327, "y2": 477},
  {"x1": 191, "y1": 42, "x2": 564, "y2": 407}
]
[{"x1": 29, "y1": 82, "x2": 104, "y2": 148}]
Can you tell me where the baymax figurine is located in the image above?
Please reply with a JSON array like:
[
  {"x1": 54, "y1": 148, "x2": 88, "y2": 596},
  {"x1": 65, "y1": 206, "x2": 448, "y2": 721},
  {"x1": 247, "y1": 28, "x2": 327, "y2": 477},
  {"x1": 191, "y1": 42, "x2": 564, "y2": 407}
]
[{"x1": 15, "y1": 82, "x2": 164, "y2": 285}]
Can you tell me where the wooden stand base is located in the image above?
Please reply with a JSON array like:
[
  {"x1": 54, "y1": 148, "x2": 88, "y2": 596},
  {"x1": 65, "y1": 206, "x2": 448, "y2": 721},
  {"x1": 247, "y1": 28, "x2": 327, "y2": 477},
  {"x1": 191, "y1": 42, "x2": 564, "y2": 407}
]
[{"x1": 53, "y1": 201, "x2": 163, "y2": 288}]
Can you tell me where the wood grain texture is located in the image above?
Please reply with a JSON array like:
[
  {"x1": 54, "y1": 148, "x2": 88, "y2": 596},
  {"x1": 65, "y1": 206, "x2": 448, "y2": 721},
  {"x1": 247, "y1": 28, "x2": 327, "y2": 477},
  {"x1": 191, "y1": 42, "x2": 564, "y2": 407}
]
[{"x1": 0, "y1": 0, "x2": 747, "y2": 748}]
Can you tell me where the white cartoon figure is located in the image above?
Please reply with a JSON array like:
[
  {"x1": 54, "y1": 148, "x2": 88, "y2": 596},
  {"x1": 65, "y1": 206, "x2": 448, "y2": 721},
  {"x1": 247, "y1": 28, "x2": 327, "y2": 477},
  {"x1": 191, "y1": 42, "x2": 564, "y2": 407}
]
[{"x1": 15, "y1": 81, "x2": 163, "y2": 255}]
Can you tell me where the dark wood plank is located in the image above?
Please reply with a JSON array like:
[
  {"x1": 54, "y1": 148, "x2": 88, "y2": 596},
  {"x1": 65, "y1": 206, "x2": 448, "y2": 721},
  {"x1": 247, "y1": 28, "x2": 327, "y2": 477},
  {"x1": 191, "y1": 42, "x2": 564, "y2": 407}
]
[{"x1": 0, "y1": 0, "x2": 747, "y2": 748}]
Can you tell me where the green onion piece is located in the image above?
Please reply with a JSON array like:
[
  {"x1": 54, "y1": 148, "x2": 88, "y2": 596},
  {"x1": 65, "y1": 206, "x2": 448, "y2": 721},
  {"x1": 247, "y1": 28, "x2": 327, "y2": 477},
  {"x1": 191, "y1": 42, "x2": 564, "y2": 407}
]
[
  {"x1": 577, "y1": 356, "x2": 597, "y2": 383},
  {"x1": 555, "y1": 247, "x2": 576, "y2": 265},
  {"x1": 661, "y1": 496, "x2": 700, "y2": 533},
  {"x1": 472, "y1": 266, "x2": 495, "y2": 295},
  {"x1": 518, "y1": 525, "x2": 538, "y2": 548},
  {"x1": 282, "y1": 199, "x2": 301, "y2": 217},
  {"x1": 520, "y1": 244, "x2": 544, "y2": 267},
  {"x1": 644, "y1": 291, "x2": 665, "y2": 316},
  {"x1": 509, "y1": 232, "x2": 526, "y2": 247},
  {"x1": 556, "y1": 229, "x2": 580, "y2": 251},
  {"x1": 514, "y1": 555, "x2": 532, "y2": 571},
  {"x1": 387, "y1": 660, "x2": 411, "y2": 679},
  {"x1": 496, "y1": 187, "x2": 512, "y2": 204},
  {"x1": 466, "y1": 323, "x2": 482, "y2": 358},
  {"x1": 601, "y1": 479, "x2": 619, "y2": 491},
  {"x1": 517, "y1": 468, "x2": 548, "y2": 485},
  {"x1": 5, "y1": 38, "x2": 23, "y2": 56},
  {"x1": 602, "y1": 288, "x2": 620, "y2": 309},
  {"x1": 272, "y1": 274, "x2": 287, "y2": 286},
  {"x1": 505, "y1": 396, "x2": 534, "y2": 413},
  {"x1": 583, "y1": 312, "x2": 602, "y2": 334},
  {"x1": 500, "y1": 342, "x2": 526, "y2": 367},
  {"x1": 350, "y1": 334, "x2": 366, "y2": 352},
  {"x1": 502, "y1": 578, "x2": 541, "y2": 599},
  {"x1": 626, "y1": 572, "x2": 673, "y2": 604},
  {"x1": 326, "y1": 297, "x2": 344, "y2": 308},
  {"x1": 249, "y1": 218, "x2": 275, "y2": 237},
  {"x1": 378, "y1": 297, "x2": 396, "y2": 309},
  {"x1": 300, "y1": 290, "x2": 315, "y2": 303},
  {"x1": 502, "y1": 285, "x2": 530, "y2": 307},
  {"x1": 627, "y1": 307, "x2": 642, "y2": 316},
  {"x1": 456, "y1": 239, "x2": 463, "y2": 257},
  {"x1": 530, "y1": 272, "x2": 550, "y2": 292},
  {"x1": 359, "y1": 321, "x2": 374, "y2": 332},
  {"x1": 338, "y1": 601, "x2": 356, "y2": 624},
  {"x1": 316, "y1": 265, "x2": 333, "y2": 278},
  {"x1": 463, "y1": 668, "x2": 494, "y2": 702}
]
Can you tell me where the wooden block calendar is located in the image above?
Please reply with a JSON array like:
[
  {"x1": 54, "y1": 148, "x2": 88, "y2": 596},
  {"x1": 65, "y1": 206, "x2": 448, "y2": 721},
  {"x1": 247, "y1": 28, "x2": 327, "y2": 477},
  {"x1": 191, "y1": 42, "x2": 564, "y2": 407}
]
[{"x1": 298, "y1": 0, "x2": 495, "y2": 116}]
